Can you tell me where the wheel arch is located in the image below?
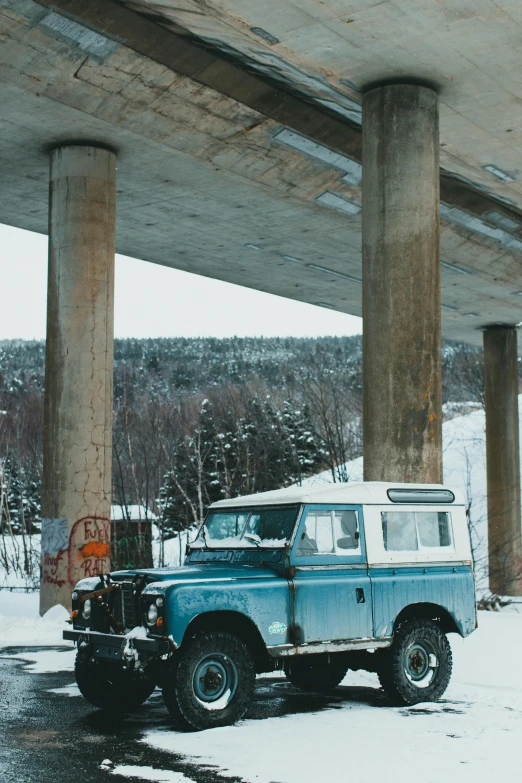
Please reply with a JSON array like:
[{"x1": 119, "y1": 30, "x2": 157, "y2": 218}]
[
  {"x1": 182, "y1": 610, "x2": 272, "y2": 673},
  {"x1": 393, "y1": 602, "x2": 461, "y2": 636}
]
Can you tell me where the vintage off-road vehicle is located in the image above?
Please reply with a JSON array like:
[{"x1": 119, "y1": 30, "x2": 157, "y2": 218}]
[{"x1": 64, "y1": 482, "x2": 476, "y2": 730}]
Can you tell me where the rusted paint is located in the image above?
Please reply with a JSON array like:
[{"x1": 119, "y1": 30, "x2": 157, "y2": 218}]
[{"x1": 370, "y1": 565, "x2": 476, "y2": 638}]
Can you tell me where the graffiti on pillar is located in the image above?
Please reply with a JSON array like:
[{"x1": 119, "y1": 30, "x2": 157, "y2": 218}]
[
  {"x1": 68, "y1": 516, "x2": 111, "y2": 583},
  {"x1": 41, "y1": 518, "x2": 69, "y2": 588}
]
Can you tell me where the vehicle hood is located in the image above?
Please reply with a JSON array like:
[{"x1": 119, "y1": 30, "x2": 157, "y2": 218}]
[{"x1": 110, "y1": 564, "x2": 282, "y2": 584}]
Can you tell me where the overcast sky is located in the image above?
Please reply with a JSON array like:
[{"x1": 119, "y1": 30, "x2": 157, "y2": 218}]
[{"x1": 0, "y1": 223, "x2": 362, "y2": 341}]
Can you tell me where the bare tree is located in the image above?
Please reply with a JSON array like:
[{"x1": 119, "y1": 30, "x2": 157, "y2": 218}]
[{"x1": 298, "y1": 355, "x2": 362, "y2": 482}]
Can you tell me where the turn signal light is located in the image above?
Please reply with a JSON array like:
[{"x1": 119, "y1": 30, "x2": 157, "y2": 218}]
[
  {"x1": 71, "y1": 610, "x2": 79, "y2": 619},
  {"x1": 156, "y1": 617, "x2": 164, "y2": 627}
]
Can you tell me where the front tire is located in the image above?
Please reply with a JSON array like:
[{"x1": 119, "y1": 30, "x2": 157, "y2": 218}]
[
  {"x1": 378, "y1": 619, "x2": 452, "y2": 706},
  {"x1": 163, "y1": 631, "x2": 256, "y2": 731},
  {"x1": 75, "y1": 648, "x2": 155, "y2": 712},
  {"x1": 285, "y1": 655, "x2": 348, "y2": 692}
]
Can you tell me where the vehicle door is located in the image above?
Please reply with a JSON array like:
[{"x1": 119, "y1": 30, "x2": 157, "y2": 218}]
[{"x1": 289, "y1": 505, "x2": 372, "y2": 645}]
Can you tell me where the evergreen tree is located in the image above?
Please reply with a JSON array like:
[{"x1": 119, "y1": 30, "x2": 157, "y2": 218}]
[
  {"x1": 280, "y1": 400, "x2": 327, "y2": 485},
  {"x1": 1, "y1": 456, "x2": 41, "y2": 535}
]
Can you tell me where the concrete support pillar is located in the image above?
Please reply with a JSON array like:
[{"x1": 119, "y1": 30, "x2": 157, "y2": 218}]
[
  {"x1": 40, "y1": 145, "x2": 116, "y2": 614},
  {"x1": 483, "y1": 326, "x2": 522, "y2": 596},
  {"x1": 362, "y1": 83, "x2": 441, "y2": 483}
]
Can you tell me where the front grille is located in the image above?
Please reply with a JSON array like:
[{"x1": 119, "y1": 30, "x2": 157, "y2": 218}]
[
  {"x1": 113, "y1": 590, "x2": 123, "y2": 628},
  {"x1": 113, "y1": 582, "x2": 137, "y2": 630},
  {"x1": 122, "y1": 584, "x2": 137, "y2": 628}
]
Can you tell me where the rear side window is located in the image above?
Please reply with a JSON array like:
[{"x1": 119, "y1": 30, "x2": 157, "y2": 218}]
[{"x1": 381, "y1": 511, "x2": 452, "y2": 551}]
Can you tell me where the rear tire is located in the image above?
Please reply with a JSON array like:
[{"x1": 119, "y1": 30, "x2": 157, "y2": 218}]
[
  {"x1": 285, "y1": 655, "x2": 348, "y2": 692},
  {"x1": 162, "y1": 631, "x2": 255, "y2": 731},
  {"x1": 75, "y1": 647, "x2": 155, "y2": 713},
  {"x1": 378, "y1": 619, "x2": 452, "y2": 706}
]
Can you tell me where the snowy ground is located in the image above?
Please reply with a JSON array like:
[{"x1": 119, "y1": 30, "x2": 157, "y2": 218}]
[
  {"x1": 136, "y1": 612, "x2": 521, "y2": 783},
  {"x1": 1, "y1": 594, "x2": 521, "y2": 783},
  {"x1": 0, "y1": 590, "x2": 72, "y2": 649}
]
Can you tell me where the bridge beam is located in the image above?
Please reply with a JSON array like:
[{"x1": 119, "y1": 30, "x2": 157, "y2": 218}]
[
  {"x1": 362, "y1": 83, "x2": 442, "y2": 483},
  {"x1": 483, "y1": 325, "x2": 522, "y2": 596},
  {"x1": 40, "y1": 145, "x2": 116, "y2": 614}
]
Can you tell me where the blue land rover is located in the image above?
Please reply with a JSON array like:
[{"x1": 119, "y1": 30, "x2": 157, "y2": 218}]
[{"x1": 64, "y1": 482, "x2": 476, "y2": 730}]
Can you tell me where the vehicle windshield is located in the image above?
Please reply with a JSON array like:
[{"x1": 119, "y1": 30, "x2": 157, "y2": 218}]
[{"x1": 192, "y1": 506, "x2": 300, "y2": 549}]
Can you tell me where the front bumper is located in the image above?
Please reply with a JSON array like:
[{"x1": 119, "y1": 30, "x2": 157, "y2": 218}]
[{"x1": 63, "y1": 629, "x2": 171, "y2": 658}]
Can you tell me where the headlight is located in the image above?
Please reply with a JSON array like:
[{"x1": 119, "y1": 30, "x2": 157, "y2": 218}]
[
  {"x1": 156, "y1": 596, "x2": 164, "y2": 608},
  {"x1": 82, "y1": 599, "x2": 92, "y2": 620},
  {"x1": 147, "y1": 604, "x2": 158, "y2": 625},
  {"x1": 72, "y1": 591, "x2": 78, "y2": 602}
]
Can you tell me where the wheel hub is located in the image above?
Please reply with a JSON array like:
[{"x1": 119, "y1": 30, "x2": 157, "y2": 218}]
[
  {"x1": 201, "y1": 667, "x2": 223, "y2": 692},
  {"x1": 408, "y1": 648, "x2": 428, "y2": 677},
  {"x1": 193, "y1": 654, "x2": 238, "y2": 707},
  {"x1": 404, "y1": 641, "x2": 438, "y2": 687}
]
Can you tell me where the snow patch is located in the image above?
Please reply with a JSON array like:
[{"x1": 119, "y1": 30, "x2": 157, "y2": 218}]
[
  {"x1": 125, "y1": 625, "x2": 148, "y2": 640},
  {"x1": 43, "y1": 604, "x2": 69, "y2": 622},
  {"x1": 0, "y1": 591, "x2": 71, "y2": 649},
  {"x1": 0, "y1": 590, "x2": 39, "y2": 617},
  {"x1": 122, "y1": 624, "x2": 148, "y2": 665},
  {"x1": 153, "y1": 527, "x2": 196, "y2": 568},
  {"x1": 2, "y1": 648, "x2": 76, "y2": 673},
  {"x1": 110, "y1": 765, "x2": 193, "y2": 782},
  {"x1": 47, "y1": 683, "x2": 81, "y2": 697},
  {"x1": 200, "y1": 689, "x2": 232, "y2": 711}
]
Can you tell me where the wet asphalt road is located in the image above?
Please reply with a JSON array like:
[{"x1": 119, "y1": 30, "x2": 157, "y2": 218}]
[{"x1": 0, "y1": 647, "x2": 385, "y2": 783}]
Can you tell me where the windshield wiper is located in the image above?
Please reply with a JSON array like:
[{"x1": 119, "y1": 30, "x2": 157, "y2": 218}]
[
  {"x1": 243, "y1": 533, "x2": 262, "y2": 547},
  {"x1": 196, "y1": 523, "x2": 209, "y2": 549}
]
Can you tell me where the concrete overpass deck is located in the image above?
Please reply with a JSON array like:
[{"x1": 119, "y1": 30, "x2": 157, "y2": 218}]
[{"x1": 2, "y1": 0, "x2": 522, "y2": 348}]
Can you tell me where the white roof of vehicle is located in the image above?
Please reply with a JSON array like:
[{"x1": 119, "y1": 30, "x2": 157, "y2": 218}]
[{"x1": 210, "y1": 481, "x2": 465, "y2": 508}]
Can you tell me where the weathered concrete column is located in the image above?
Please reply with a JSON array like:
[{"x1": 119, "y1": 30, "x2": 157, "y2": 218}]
[
  {"x1": 362, "y1": 83, "x2": 441, "y2": 483},
  {"x1": 40, "y1": 145, "x2": 116, "y2": 614},
  {"x1": 483, "y1": 326, "x2": 522, "y2": 596}
]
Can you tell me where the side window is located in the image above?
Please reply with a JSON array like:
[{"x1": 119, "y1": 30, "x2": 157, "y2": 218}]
[
  {"x1": 381, "y1": 511, "x2": 452, "y2": 552},
  {"x1": 333, "y1": 510, "x2": 359, "y2": 550},
  {"x1": 381, "y1": 512, "x2": 417, "y2": 551},
  {"x1": 296, "y1": 509, "x2": 361, "y2": 556},
  {"x1": 417, "y1": 512, "x2": 452, "y2": 547},
  {"x1": 298, "y1": 512, "x2": 333, "y2": 555}
]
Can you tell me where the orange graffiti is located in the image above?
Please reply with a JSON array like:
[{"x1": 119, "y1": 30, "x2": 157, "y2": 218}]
[
  {"x1": 80, "y1": 541, "x2": 111, "y2": 558},
  {"x1": 68, "y1": 515, "x2": 111, "y2": 584}
]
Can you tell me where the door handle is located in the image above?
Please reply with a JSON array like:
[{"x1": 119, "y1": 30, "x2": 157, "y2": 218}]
[{"x1": 356, "y1": 588, "x2": 365, "y2": 604}]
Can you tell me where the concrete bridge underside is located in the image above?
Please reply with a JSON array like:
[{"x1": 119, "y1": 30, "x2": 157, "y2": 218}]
[
  {"x1": 1, "y1": 0, "x2": 521, "y2": 603},
  {"x1": 2, "y1": 0, "x2": 522, "y2": 344}
]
